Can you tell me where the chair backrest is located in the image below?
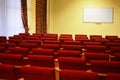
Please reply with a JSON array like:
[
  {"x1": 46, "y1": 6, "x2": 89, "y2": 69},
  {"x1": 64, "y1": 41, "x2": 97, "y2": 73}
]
[
  {"x1": 0, "y1": 54, "x2": 24, "y2": 66},
  {"x1": 32, "y1": 48, "x2": 55, "y2": 56},
  {"x1": 58, "y1": 57, "x2": 87, "y2": 70},
  {"x1": 106, "y1": 73, "x2": 120, "y2": 80},
  {"x1": 19, "y1": 66, "x2": 55, "y2": 80},
  {"x1": 0, "y1": 64, "x2": 16, "y2": 80},
  {"x1": 27, "y1": 55, "x2": 55, "y2": 67},
  {"x1": 61, "y1": 44, "x2": 83, "y2": 51},
  {"x1": 90, "y1": 60, "x2": 120, "y2": 73},
  {"x1": 57, "y1": 49, "x2": 82, "y2": 58},
  {"x1": 84, "y1": 52, "x2": 109, "y2": 62},
  {"x1": 60, "y1": 69, "x2": 98, "y2": 80},
  {"x1": 85, "y1": 45, "x2": 106, "y2": 52}
]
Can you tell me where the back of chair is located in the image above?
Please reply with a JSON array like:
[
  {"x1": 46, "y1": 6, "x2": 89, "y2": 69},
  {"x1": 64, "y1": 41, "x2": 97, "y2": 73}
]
[
  {"x1": 58, "y1": 57, "x2": 86, "y2": 70},
  {"x1": 61, "y1": 69, "x2": 98, "y2": 80},
  {"x1": 19, "y1": 66, "x2": 55, "y2": 80},
  {"x1": 28, "y1": 55, "x2": 55, "y2": 67},
  {"x1": 0, "y1": 64, "x2": 16, "y2": 80},
  {"x1": 106, "y1": 73, "x2": 120, "y2": 80}
]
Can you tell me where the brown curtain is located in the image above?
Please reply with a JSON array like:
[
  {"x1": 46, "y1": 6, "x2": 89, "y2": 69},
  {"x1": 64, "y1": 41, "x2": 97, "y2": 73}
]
[
  {"x1": 21, "y1": 0, "x2": 29, "y2": 33},
  {"x1": 36, "y1": 0, "x2": 47, "y2": 33}
]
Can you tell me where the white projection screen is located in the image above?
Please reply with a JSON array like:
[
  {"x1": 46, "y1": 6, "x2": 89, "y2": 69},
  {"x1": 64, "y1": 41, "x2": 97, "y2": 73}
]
[{"x1": 83, "y1": 8, "x2": 113, "y2": 23}]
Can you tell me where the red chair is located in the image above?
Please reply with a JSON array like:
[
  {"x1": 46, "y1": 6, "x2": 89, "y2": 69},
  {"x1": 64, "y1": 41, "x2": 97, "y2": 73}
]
[
  {"x1": 41, "y1": 43, "x2": 60, "y2": 51},
  {"x1": 62, "y1": 41, "x2": 81, "y2": 45},
  {"x1": 18, "y1": 43, "x2": 38, "y2": 49},
  {"x1": 90, "y1": 35, "x2": 102, "y2": 40},
  {"x1": 0, "y1": 53, "x2": 24, "y2": 66},
  {"x1": 60, "y1": 69, "x2": 98, "y2": 80},
  {"x1": 32, "y1": 48, "x2": 55, "y2": 56},
  {"x1": 114, "y1": 53, "x2": 120, "y2": 61},
  {"x1": 0, "y1": 64, "x2": 16, "y2": 80},
  {"x1": 83, "y1": 42, "x2": 102, "y2": 45},
  {"x1": 106, "y1": 73, "x2": 120, "y2": 80},
  {"x1": 27, "y1": 55, "x2": 55, "y2": 67},
  {"x1": 105, "y1": 36, "x2": 118, "y2": 41},
  {"x1": 18, "y1": 66, "x2": 55, "y2": 80},
  {"x1": 57, "y1": 49, "x2": 82, "y2": 58},
  {"x1": 58, "y1": 57, "x2": 87, "y2": 70},
  {"x1": 0, "y1": 42, "x2": 16, "y2": 49},
  {"x1": 110, "y1": 47, "x2": 120, "y2": 53},
  {"x1": 84, "y1": 52, "x2": 109, "y2": 62},
  {"x1": 0, "y1": 36, "x2": 7, "y2": 42},
  {"x1": 0, "y1": 47, "x2": 6, "y2": 53},
  {"x1": 61, "y1": 44, "x2": 83, "y2": 51},
  {"x1": 90, "y1": 60, "x2": 120, "y2": 73},
  {"x1": 43, "y1": 40, "x2": 60, "y2": 44},
  {"x1": 85, "y1": 45, "x2": 106, "y2": 53},
  {"x1": 8, "y1": 47, "x2": 29, "y2": 56}
]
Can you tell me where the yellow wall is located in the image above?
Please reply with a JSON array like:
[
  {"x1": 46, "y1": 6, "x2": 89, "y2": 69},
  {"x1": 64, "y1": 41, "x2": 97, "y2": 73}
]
[
  {"x1": 49, "y1": 0, "x2": 120, "y2": 37},
  {"x1": 27, "y1": 0, "x2": 36, "y2": 34}
]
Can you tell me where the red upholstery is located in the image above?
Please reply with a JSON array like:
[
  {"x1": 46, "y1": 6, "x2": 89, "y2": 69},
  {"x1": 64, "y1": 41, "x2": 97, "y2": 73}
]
[
  {"x1": 0, "y1": 36, "x2": 7, "y2": 42},
  {"x1": 58, "y1": 57, "x2": 86, "y2": 70},
  {"x1": 18, "y1": 43, "x2": 38, "y2": 49},
  {"x1": 106, "y1": 73, "x2": 120, "y2": 80},
  {"x1": 0, "y1": 47, "x2": 6, "y2": 53},
  {"x1": 43, "y1": 40, "x2": 60, "y2": 44},
  {"x1": 19, "y1": 66, "x2": 55, "y2": 80},
  {"x1": 83, "y1": 42, "x2": 102, "y2": 45},
  {"x1": 105, "y1": 36, "x2": 118, "y2": 41},
  {"x1": 0, "y1": 54, "x2": 24, "y2": 66},
  {"x1": 110, "y1": 47, "x2": 120, "y2": 53},
  {"x1": 61, "y1": 69, "x2": 98, "y2": 80},
  {"x1": 61, "y1": 44, "x2": 83, "y2": 51},
  {"x1": 90, "y1": 35, "x2": 102, "y2": 40},
  {"x1": 8, "y1": 47, "x2": 29, "y2": 56},
  {"x1": 85, "y1": 45, "x2": 106, "y2": 52},
  {"x1": 0, "y1": 64, "x2": 16, "y2": 80},
  {"x1": 41, "y1": 44, "x2": 60, "y2": 50},
  {"x1": 84, "y1": 52, "x2": 109, "y2": 62},
  {"x1": 32, "y1": 48, "x2": 55, "y2": 56},
  {"x1": 114, "y1": 53, "x2": 120, "y2": 61},
  {"x1": 62, "y1": 41, "x2": 81, "y2": 45},
  {"x1": 57, "y1": 50, "x2": 82, "y2": 58},
  {"x1": 90, "y1": 60, "x2": 120, "y2": 73},
  {"x1": 27, "y1": 55, "x2": 54, "y2": 67}
]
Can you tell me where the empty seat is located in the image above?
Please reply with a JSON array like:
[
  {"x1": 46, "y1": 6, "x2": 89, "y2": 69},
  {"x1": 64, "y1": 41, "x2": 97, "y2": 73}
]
[
  {"x1": 90, "y1": 35, "x2": 102, "y2": 41},
  {"x1": 57, "y1": 49, "x2": 82, "y2": 58},
  {"x1": 0, "y1": 54, "x2": 24, "y2": 66},
  {"x1": 18, "y1": 43, "x2": 38, "y2": 50},
  {"x1": 114, "y1": 53, "x2": 120, "y2": 61},
  {"x1": 85, "y1": 45, "x2": 106, "y2": 53},
  {"x1": 41, "y1": 44, "x2": 60, "y2": 51},
  {"x1": 0, "y1": 64, "x2": 16, "y2": 80},
  {"x1": 8, "y1": 47, "x2": 29, "y2": 56},
  {"x1": 62, "y1": 41, "x2": 81, "y2": 45},
  {"x1": 84, "y1": 52, "x2": 109, "y2": 62},
  {"x1": 18, "y1": 66, "x2": 55, "y2": 80},
  {"x1": 58, "y1": 57, "x2": 87, "y2": 70},
  {"x1": 0, "y1": 47, "x2": 6, "y2": 53},
  {"x1": 43, "y1": 40, "x2": 60, "y2": 44},
  {"x1": 61, "y1": 44, "x2": 83, "y2": 51},
  {"x1": 60, "y1": 69, "x2": 98, "y2": 80},
  {"x1": 0, "y1": 36, "x2": 7, "y2": 42},
  {"x1": 106, "y1": 73, "x2": 120, "y2": 80},
  {"x1": 90, "y1": 60, "x2": 120, "y2": 73},
  {"x1": 105, "y1": 36, "x2": 118, "y2": 41},
  {"x1": 27, "y1": 55, "x2": 55, "y2": 67},
  {"x1": 32, "y1": 48, "x2": 55, "y2": 56},
  {"x1": 83, "y1": 42, "x2": 102, "y2": 45}
]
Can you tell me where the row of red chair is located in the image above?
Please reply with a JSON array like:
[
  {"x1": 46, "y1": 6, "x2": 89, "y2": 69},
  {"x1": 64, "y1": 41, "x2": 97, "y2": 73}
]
[
  {"x1": 0, "y1": 63, "x2": 120, "y2": 80},
  {"x1": 0, "y1": 53, "x2": 120, "y2": 74}
]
